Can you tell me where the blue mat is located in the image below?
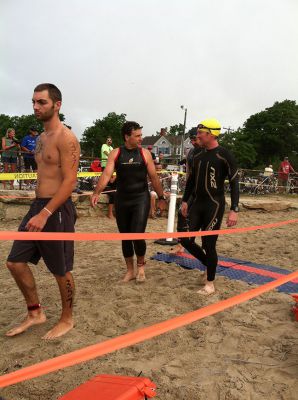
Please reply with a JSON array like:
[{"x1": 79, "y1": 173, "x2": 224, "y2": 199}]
[{"x1": 152, "y1": 252, "x2": 298, "y2": 294}]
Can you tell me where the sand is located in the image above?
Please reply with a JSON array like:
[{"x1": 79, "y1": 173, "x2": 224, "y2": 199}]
[{"x1": 0, "y1": 195, "x2": 297, "y2": 400}]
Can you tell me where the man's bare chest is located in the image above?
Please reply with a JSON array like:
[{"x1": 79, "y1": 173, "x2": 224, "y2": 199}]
[{"x1": 35, "y1": 139, "x2": 60, "y2": 166}]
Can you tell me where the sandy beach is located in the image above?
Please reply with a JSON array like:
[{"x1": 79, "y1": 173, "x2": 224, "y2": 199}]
[{"x1": 0, "y1": 195, "x2": 298, "y2": 400}]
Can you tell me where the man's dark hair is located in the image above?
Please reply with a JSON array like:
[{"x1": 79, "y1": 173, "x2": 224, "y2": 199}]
[
  {"x1": 34, "y1": 83, "x2": 62, "y2": 103},
  {"x1": 121, "y1": 121, "x2": 143, "y2": 141}
]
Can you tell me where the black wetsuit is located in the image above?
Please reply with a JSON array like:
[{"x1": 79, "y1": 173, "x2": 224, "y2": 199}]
[
  {"x1": 180, "y1": 145, "x2": 239, "y2": 281},
  {"x1": 114, "y1": 146, "x2": 150, "y2": 258},
  {"x1": 177, "y1": 146, "x2": 203, "y2": 233}
]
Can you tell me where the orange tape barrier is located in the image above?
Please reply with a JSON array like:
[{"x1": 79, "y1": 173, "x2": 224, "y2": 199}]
[
  {"x1": 0, "y1": 190, "x2": 114, "y2": 199},
  {"x1": 0, "y1": 219, "x2": 297, "y2": 241},
  {"x1": 0, "y1": 270, "x2": 297, "y2": 388}
]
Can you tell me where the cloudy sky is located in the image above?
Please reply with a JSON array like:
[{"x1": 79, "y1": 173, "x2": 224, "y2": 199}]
[{"x1": 1, "y1": 0, "x2": 297, "y2": 138}]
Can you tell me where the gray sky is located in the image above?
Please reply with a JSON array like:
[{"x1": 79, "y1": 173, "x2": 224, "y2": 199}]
[{"x1": 1, "y1": 0, "x2": 297, "y2": 139}]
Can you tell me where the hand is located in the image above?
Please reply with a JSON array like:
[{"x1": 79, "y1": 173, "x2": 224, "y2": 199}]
[
  {"x1": 90, "y1": 193, "x2": 99, "y2": 208},
  {"x1": 157, "y1": 199, "x2": 167, "y2": 212},
  {"x1": 226, "y1": 210, "x2": 238, "y2": 227},
  {"x1": 180, "y1": 201, "x2": 188, "y2": 218},
  {"x1": 25, "y1": 211, "x2": 49, "y2": 232}
]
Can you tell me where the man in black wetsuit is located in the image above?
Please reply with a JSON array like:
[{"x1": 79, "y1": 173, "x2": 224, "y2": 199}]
[
  {"x1": 91, "y1": 121, "x2": 167, "y2": 283},
  {"x1": 171, "y1": 132, "x2": 202, "y2": 254},
  {"x1": 180, "y1": 118, "x2": 239, "y2": 295}
]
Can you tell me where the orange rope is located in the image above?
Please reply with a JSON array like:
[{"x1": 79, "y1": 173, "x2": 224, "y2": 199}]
[
  {"x1": 0, "y1": 219, "x2": 297, "y2": 241},
  {"x1": 0, "y1": 270, "x2": 297, "y2": 388}
]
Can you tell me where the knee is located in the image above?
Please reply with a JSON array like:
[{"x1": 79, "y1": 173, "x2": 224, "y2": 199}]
[
  {"x1": 6, "y1": 260, "x2": 18, "y2": 273},
  {"x1": 180, "y1": 237, "x2": 192, "y2": 249}
]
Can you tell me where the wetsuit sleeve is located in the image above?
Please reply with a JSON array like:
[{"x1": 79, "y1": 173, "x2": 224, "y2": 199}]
[
  {"x1": 182, "y1": 167, "x2": 195, "y2": 202},
  {"x1": 225, "y1": 149, "x2": 239, "y2": 211}
]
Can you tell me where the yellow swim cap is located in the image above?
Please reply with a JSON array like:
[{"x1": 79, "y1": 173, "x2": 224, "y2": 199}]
[{"x1": 197, "y1": 118, "x2": 221, "y2": 136}]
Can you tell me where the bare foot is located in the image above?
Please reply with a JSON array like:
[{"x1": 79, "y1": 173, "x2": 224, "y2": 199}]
[
  {"x1": 199, "y1": 271, "x2": 207, "y2": 284},
  {"x1": 6, "y1": 311, "x2": 47, "y2": 337},
  {"x1": 169, "y1": 244, "x2": 184, "y2": 254},
  {"x1": 136, "y1": 267, "x2": 146, "y2": 283},
  {"x1": 197, "y1": 282, "x2": 215, "y2": 296},
  {"x1": 107, "y1": 215, "x2": 115, "y2": 219},
  {"x1": 42, "y1": 319, "x2": 74, "y2": 340},
  {"x1": 122, "y1": 270, "x2": 136, "y2": 283}
]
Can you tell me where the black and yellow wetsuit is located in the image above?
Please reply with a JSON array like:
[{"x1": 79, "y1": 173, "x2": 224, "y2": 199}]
[
  {"x1": 181, "y1": 145, "x2": 239, "y2": 281},
  {"x1": 114, "y1": 146, "x2": 150, "y2": 258}
]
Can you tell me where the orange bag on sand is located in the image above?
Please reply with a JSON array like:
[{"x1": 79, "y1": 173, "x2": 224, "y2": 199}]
[{"x1": 58, "y1": 374, "x2": 157, "y2": 400}]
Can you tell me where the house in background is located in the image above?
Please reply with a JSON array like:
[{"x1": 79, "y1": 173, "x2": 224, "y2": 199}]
[{"x1": 142, "y1": 128, "x2": 193, "y2": 161}]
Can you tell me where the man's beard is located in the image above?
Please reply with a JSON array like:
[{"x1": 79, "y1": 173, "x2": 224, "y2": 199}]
[{"x1": 35, "y1": 106, "x2": 55, "y2": 122}]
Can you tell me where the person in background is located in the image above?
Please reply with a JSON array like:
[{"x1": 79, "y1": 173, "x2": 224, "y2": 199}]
[
  {"x1": 147, "y1": 145, "x2": 156, "y2": 163},
  {"x1": 90, "y1": 158, "x2": 102, "y2": 173},
  {"x1": 149, "y1": 163, "x2": 163, "y2": 218},
  {"x1": 21, "y1": 126, "x2": 39, "y2": 188},
  {"x1": 171, "y1": 132, "x2": 203, "y2": 253},
  {"x1": 263, "y1": 164, "x2": 274, "y2": 177},
  {"x1": 1, "y1": 128, "x2": 20, "y2": 190},
  {"x1": 101, "y1": 136, "x2": 113, "y2": 170},
  {"x1": 278, "y1": 157, "x2": 296, "y2": 192},
  {"x1": 106, "y1": 174, "x2": 117, "y2": 219},
  {"x1": 158, "y1": 152, "x2": 164, "y2": 167},
  {"x1": 90, "y1": 157, "x2": 116, "y2": 218}
]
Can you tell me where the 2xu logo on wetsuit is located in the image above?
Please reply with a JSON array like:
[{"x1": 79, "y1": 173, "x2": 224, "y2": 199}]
[{"x1": 210, "y1": 167, "x2": 217, "y2": 189}]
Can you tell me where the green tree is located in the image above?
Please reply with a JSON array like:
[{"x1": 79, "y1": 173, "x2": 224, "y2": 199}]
[
  {"x1": 219, "y1": 129, "x2": 257, "y2": 168},
  {"x1": 168, "y1": 123, "x2": 184, "y2": 136},
  {"x1": 242, "y1": 100, "x2": 298, "y2": 168},
  {"x1": 80, "y1": 112, "x2": 127, "y2": 157},
  {"x1": 0, "y1": 114, "x2": 12, "y2": 136},
  {"x1": 219, "y1": 100, "x2": 298, "y2": 169},
  {"x1": 0, "y1": 113, "x2": 65, "y2": 140}
]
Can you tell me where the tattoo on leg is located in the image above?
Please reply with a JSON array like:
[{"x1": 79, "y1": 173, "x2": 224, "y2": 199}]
[{"x1": 66, "y1": 279, "x2": 73, "y2": 308}]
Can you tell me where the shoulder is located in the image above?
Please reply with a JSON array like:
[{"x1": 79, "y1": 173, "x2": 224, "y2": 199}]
[
  {"x1": 57, "y1": 126, "x2": 79, "y2": 149},
  {"x1": 109, "y1": 147, "x2": 121, "y2": 159},
  {"x1": 140, "y1": 147, "x2": 152, "y2": 162},
  {"x1": 141, "y1": 147, "x2": 150, "y2": 156},
  {"x1": 218, "y1": 145, "x2": 234, "y2": 158},
  {"x1": 193, "y1": 147, "x2": 205, "y2": 159},
  {"x1": 110, "y1": 147, "x2": 120, "y2": 155},
  {"x1": 62, "y1": 126, "x2": 78, "y2": 141},
  {"x1": 37, "y1": 132, "x2": 45, "y2": 141}
]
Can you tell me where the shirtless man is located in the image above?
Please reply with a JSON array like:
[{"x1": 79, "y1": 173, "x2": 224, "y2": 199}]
[{"x1": 6, "y1": 83, "x2": 80, "y2": 339}]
